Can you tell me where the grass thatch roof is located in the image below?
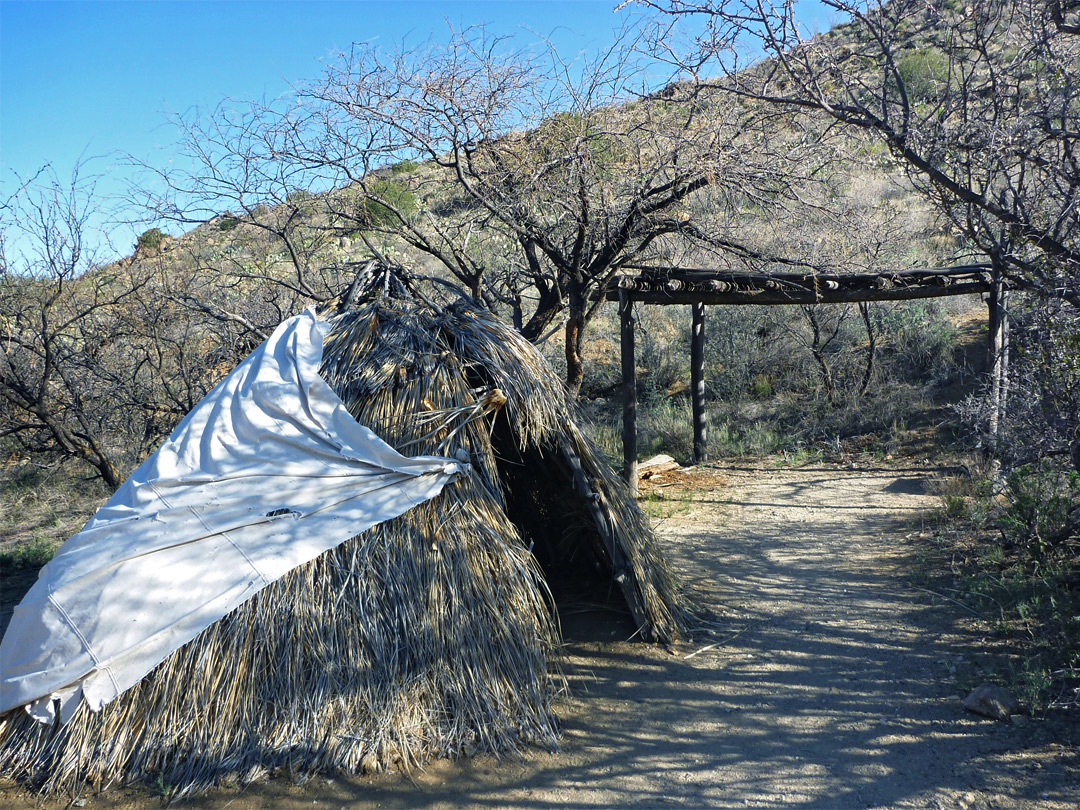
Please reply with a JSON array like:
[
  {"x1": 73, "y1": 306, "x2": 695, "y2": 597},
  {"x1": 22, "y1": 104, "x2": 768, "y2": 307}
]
[{"x1": 0, "y1": 266, "x2": 692, "y2": 798}]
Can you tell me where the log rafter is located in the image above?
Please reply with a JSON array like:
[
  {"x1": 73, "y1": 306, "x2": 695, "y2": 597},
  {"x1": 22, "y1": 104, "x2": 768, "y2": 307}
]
[{"x1": 601, "y1": 264, "x2": 1003, "y2": 306}]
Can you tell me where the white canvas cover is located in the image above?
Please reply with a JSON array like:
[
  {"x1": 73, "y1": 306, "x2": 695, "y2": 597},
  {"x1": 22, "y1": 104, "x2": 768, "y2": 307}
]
[{"x1": 0, "y1": 309, "x2": 466, "y2": 724}]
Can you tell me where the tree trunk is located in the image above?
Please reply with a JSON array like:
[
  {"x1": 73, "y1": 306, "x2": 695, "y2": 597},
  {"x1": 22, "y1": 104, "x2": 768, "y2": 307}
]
[
  {"x1": 95, "y1": 457, "x2": 123, "y2": 491},
  {"x1": 986, "y1": 274, "x2": 1010, "y2": 443},
  {"x1": 804, "y1": 307, "x2": 837, "y2": 406},
  {"x1": 519, "y1": 285, "x2": 563, "y2": 343},
  {"x1": 563, "y1": 283, "x2": 588, "y2": 396},
  {"x1": 565, "y1": 312, "x2": 585, "y2": 397},
  {"x1": 691, "y1": 302, "x2": 707, "y2": 463}
]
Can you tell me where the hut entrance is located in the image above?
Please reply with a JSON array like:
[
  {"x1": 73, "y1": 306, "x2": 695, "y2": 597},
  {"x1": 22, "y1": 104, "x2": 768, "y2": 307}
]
[{"x1": 489, "y1": 416, "x2": 638, "y2": 639}]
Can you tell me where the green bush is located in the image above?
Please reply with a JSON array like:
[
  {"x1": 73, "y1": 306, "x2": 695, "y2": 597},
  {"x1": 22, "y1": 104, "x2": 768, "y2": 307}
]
[
  {"x1": 930, "y1": 461, "x2": 1080, "y2": 711},
  {"x1": 897, "y1": 47, "x2": 949, "y2": 102},
  {"x1": 1000, "y1": 462, "x2": 1080, "y2": 560},
  {"x1": 877, "y1": 302, "x2": 958, "y2": 383},
  {"x1": 360, "y1": 179, "x2": 418, "y2": 228},
  {"x1": 389, "y1": 159, "x2": 419, "y2": 175},
  {"x1": 136, "y1": 228, "x2": 167, "y2": 253},
  {"x1": 750, "y1": 374, "x2": 773, "y2": 399},
  {"x1": 0, "y1": 536, "x2": 58, "y2": 570}
]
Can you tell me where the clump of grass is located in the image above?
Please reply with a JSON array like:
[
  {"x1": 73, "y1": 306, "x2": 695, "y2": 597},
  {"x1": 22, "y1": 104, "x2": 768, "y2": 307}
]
[
  {"x1": 773, "y1": 443, "x2": 825, "y2": 467},
  {"x1": 0, "y1": 461, "x2": 106, "y2": 570},
  {"x1": 638, "y1": 487, "x2": 699, "y2": 520},
  {"x1": 927, "y1": 469, "x2": 994, "y2": 527},
  {"x1": 578, "y1": 409, "x2": 624, "y2": 469},
  {"x1": 0, "y1": 536, "x2": 58, "y2": 570},
  {"x1": 928, "y1": 459, "x2": 1080, "y2": 712},
  {"x1": 639, "y1": 399, "x2": 695, "y2": 461}
]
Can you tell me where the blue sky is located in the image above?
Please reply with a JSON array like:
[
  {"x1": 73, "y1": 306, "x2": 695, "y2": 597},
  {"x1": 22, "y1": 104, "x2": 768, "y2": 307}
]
[{"x1": 1, "y1": 0, "x2": 836, "y2": 262}]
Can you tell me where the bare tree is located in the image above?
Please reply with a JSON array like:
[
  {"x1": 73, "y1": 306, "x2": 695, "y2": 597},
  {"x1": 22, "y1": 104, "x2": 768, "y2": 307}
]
[
  {"x1": 634, "y1": 0, "x2": 1080, "y2": 464},
  {"x1": 130, "y1": 99, "x2": 345, "y2": 308},
  {"x1": 1, "y1": 166, "x2": 228, "y2": 487},
  {"x1": 978, "y1": 301, "x2": 1080, "y2": 470},
  {"x1": 138, "y1": 23, "x2": 823, "y2": 394},
  {"x1": 1, "y1": 166, "x2": 144, "y2": 486}
]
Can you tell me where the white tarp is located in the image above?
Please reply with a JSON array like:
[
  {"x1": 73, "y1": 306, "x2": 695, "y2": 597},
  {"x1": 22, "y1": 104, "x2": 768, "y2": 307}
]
[{"x1": 0, "y1": 309, "x2": 466, "y2": 724}]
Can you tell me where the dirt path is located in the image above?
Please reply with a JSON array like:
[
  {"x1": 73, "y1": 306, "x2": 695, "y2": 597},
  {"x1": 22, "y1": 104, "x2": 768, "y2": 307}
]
[
  {"x1": 634, "y1": 463, "x2": 1078, "y2": 809},
  {"x1": 4, "y1": 463, "x2": 1079, "y2": 809}
]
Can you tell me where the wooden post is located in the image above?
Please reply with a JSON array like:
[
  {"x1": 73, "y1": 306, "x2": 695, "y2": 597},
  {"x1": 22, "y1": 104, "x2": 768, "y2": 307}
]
[
  {"x1": 986, "y1": 272, "x2": 1010, "y2": 443},
  {"x1": 619, "y1": 289, "x2": 638, "y2": 494},
  {"x1": 691, "y1": 302, "x2": 707, "y2": 464}
]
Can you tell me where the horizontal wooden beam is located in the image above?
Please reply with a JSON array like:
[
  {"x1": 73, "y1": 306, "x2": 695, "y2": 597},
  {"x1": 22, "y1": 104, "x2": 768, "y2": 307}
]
[
  {"x1": 605, "y1": 280, "x2": 994, "y2": 305},
  {"x1": 601, "y1": 264, "x2": 1002, "y2": 306}
]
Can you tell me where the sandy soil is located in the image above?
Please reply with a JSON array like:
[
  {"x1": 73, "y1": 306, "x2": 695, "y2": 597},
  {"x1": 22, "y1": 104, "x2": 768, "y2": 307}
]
[{"x1": 3, "y1": 461, "x2": 1078, "y2": 809}]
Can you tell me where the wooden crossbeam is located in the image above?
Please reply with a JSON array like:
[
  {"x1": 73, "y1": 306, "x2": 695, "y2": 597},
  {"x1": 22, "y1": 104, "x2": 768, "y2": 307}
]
[{"x1": 602, "y1": 264, "x2": 997, "y2": 305}]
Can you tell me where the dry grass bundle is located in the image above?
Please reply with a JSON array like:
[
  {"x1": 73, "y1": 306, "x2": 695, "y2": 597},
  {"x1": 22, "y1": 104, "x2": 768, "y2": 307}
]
[{"x1": 0, "y1": 268, "x2": 691, "y2": 798}]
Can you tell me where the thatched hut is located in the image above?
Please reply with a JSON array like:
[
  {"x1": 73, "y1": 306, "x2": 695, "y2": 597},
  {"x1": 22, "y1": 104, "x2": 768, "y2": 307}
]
[{"x1": 0, "y1": 267, "x2": 691, "y2": 797}]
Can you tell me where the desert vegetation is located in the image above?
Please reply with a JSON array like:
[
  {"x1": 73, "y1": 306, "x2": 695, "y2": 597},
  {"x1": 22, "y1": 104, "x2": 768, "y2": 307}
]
[{"x1": 1, "y1": 0, "x2": 1077, "y2": 722}]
